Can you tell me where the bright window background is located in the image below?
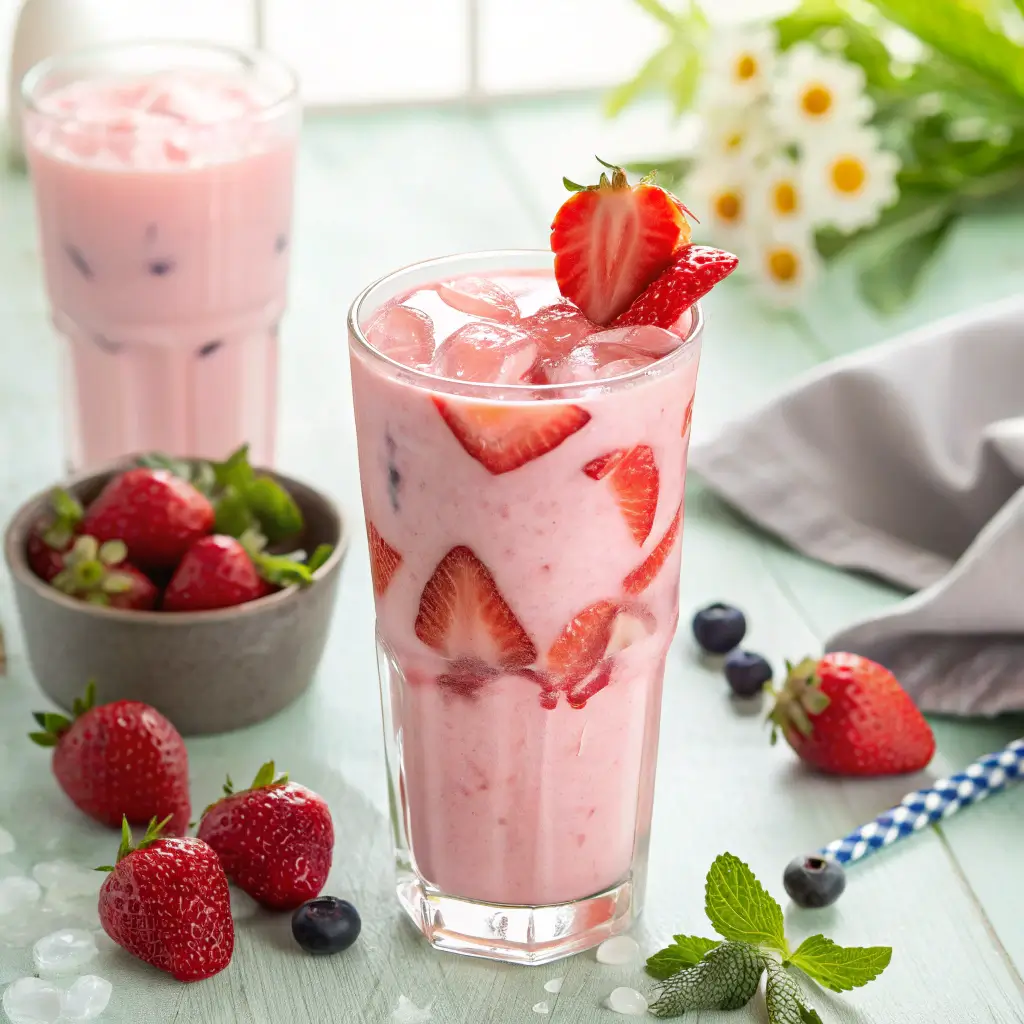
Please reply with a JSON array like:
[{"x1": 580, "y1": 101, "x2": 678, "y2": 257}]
[{"x1": 0, "y1": 0, "x2": 792, "y2": 113}]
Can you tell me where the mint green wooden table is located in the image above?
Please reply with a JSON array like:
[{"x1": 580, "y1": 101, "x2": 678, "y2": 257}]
[{"x1": 1, "y1": 99, "x2": 1023, "y2": 1023}]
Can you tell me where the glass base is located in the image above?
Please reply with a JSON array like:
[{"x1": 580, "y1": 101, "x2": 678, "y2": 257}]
[{"x1": 396, "y1": 867, "x2": 635, "y2": 965}]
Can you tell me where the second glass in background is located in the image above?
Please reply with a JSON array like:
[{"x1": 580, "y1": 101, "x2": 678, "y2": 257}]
[{"x1": 21, "y1": 42, "x2": 300, "y2": 471}]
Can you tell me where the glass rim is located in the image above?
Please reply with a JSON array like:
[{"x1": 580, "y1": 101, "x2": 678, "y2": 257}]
[
  {"x1": 20, "y1": 39, "x2": 300, "y2": 125},
  {"x1": 347, "y1": 248, "x2": 704, "y2": 401}
]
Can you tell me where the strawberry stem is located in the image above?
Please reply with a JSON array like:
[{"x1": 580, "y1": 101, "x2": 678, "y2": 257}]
[
  {"x1": 28, "y1": 680, "x2": 96, "y2": 747},
  {"x1": 113, "y1": 814, "x2": 171, "y2": 864}
]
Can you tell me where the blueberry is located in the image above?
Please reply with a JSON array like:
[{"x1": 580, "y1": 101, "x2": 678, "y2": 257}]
[
  {"x1": 724, "y1": 650, "x2": 772, "y2": 698},
  {"x1": 783, "y1": 856, "x2": 846, "y2": 909},
  {"x1": 291, "y1": 896, "x2": 361, "y2": 954},
  {"x1": 692, "y1": 603, "x2": 746, "y2": 654}
]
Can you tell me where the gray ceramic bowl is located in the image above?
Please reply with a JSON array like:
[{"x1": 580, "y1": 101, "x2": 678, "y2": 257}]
[{"x1": 4, "y1": 461, "x2": 346, "y2": 736}]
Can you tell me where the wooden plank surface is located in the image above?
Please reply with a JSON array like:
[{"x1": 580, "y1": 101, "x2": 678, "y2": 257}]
[{"x1": 0, "y1": 97, "x2": 1022, "y2": 1022}]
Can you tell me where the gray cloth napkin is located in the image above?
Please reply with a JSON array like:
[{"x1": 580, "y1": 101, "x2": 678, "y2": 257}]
[{"x1": 689, "y1": 295, "x2": 1024, "y2": 717}]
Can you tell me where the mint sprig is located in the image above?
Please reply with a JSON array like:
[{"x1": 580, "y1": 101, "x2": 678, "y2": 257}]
[{"x1": 646, "y1": 853, "x2": 892, "y2": 1020}]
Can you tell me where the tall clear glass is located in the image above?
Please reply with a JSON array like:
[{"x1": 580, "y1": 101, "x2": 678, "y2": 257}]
[
  {"x1": 21, "y1": 42, "x2": 300, "y2": 471},
  {"x1": 348, "y1": 251, "x2": 702, "y2": 964}
]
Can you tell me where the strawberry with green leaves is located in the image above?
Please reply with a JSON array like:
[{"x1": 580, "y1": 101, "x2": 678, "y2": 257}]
[
  {"x1": 768, "y1": 653, "x2": 935, "y2": 776},
  {"x1": 197, "y1": 761, "x2": 334, "y2": 910},
  {"x1": 645, "y1": 853, "x2": 891, "y2": 1020},
  {"x1": 50, "y1": 536, "x2": 158, "y2": 611},
  {"x1": 27, "y1": 488, "x2": 84, "y2": 582},
  {"x1": 99, "y1": 817, "x2": 234, "y2": 982}
]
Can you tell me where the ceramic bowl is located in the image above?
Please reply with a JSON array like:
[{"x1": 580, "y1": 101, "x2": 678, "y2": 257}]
[{"x1": 4, "y1": 461, "x2": 346, "y2": 736}]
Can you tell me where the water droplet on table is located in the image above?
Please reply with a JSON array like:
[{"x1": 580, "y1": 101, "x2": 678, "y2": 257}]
[
  {"x1": 61, "y1": 975, "x2": 112, "y2": 1021},
  {"x1": 0, "y1": 876, "x2": 42, "y2": 915},
  {"x1": 2, "y1": 977, "x2": 64, "y2": 1024},
  {"x1": 606, "y1": 987, "x2": 649, "y2": 1016},
  {"x1": 392, "y1": 994, "x2": 432, "y2": 1023},
  {"x1": 33, "y1": 927, "x2": 98, "y2": 975},
  {"x1": 596, "y1": 934, "x2": 641, "y2": 965},
  {"x1": 0, "y1": 826, "x2": 15, "y2": 856},
  {"x1": 532, "y1": 1000, "x2": 550, "y2": 1014},
  {"x1": 543, "y1": 977, "x2": 564, "y2": 994}
]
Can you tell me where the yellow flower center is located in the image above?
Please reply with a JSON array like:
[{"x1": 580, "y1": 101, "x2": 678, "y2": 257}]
[
  {"x1": 725, "y1": 131, "x2": 744, "y2": 152},
  {"x1": 735, "y1": 54, "x2": 758, "y2": 81},
  {"x1": 767, "y1": 247, "x2": 800, "y2": 283},
  {"x1": 801, "y1": 84, "x2": 832, "y2": 117},
  {"x1": 714, "y1": 191, "x2": 743, "y2": 223},
  {"x1": 772, "y1": 181, "x2": 798, "y2": 215},
  {"x1": 831, "y1": 156, "x2": 866, "y2": 194}
]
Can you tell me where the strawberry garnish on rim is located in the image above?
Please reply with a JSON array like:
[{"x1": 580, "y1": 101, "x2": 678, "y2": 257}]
[
  {"x1": 415, "y1": 545, "x2": 536, "y2": 671},
  {"x1": 583, "y1": 444, "x2": 660, "y2": 545},
  {"x1": 551, "y1": 158, "x2": 692, "y2": 325},
  {"x1": 433, "y1": 398, "x2": 590, "y2": 475},
  {"x1": 613, "y1": 245, "x2": 739, "y2": 329}
]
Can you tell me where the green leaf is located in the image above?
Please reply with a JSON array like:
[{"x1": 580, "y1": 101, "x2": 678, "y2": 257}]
[
  {"x1": 669, "y1": 52, "x2": 702, "y2": 115},
  {"x1": 245, "y1": 476, "x2": 304, "y2": 543},
  {"x1": 789, "y1": 935, "x2": 892, "y2": 992},
  {"x1": 214, "y1": 484, "x2": 258, "y2": 538},
  {"x1": 306, "y1": 544, "x2": 334, "y2": 574},
  {"x1": 250, "y1": 760, "x2": 283, "y2": 789},
  {"x1": 765, "y1": 961, "x2": 824, "y2": 1024},
  {"x1": 135, "y1": 451, "x2": 193, "y2": 481},
  {"x1": 858, "y1": 208, "x2": 957, "y2": 313},
  {"x1": 648, "y1": 941, "x2": 765, "y2": 1017},
  {"x1": 705, "y1": 853, "x2": 788, "y2": 953},
  {"x1": 863, "y1": 0, "x2": 1024, "y2": 101},
  {"x1": 213, "y1": 444, "x2": 256, "y2": 492},
  {"x1": 49, "y1": 488, "x2": 84, "y2": 525},
  {"x1": 28, "y1": 731, "x2": 59, "y2": 748},
  {"x1": 605, "y1": 43, "x2": 677, "y2": 117},
  {"x1": 646, "y1": 935, "x2": 722, "y2": 979},
  {"x1": 631, "y1": 0, "x2": 680, "y2": 30},
  {"x1": 254, "y1": 551, "x2": 314, "y2": 588}
]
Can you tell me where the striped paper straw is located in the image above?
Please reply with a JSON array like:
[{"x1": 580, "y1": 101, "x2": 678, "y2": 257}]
[{"x1": 820, "y1": 738, "x2": 1024, "y2": 866}]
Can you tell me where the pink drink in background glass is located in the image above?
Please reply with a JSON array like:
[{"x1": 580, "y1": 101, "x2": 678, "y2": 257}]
[
  {"x1": 21, "y1": 43, "x2": 300, "y2": 471},
  {"x1": 349, "y1": 252, "x2": 701, "y2": 964}
]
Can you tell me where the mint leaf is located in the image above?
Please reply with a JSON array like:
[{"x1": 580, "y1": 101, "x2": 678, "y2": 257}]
[
  {"x1": 136, "y1": 451, "x2": 193, "y2": 481},
  {"x1": 648, "y1": 941, "x2": 765, "y2": 1017},
  {"x1": 213, "y1": 444, "x2": 256, "y2": 492},
  {"x1": 705, "y1": 853, "x2": 788, "y2": 954},
  {"x1": 765, "y1": 961, "x2": 823, "y2": 1024},
  {"x1": 214, "y1": 485, "x2": 258, "y2": 538},
  {"x1": 254, "y1": 551, "x2": 313, "y2": 588},
  {"x1": 789, "y1": 935, "x2": 892, "y2": 992},
  {"x1": 306, "y1": 544, "x2": 334, "y2": 574},
  {"x1": 646, "y1": 935, "x2": 721, "y2": 979},
  {"x1": 245, "y1": 476, "x2": 304, "y2": 543}
]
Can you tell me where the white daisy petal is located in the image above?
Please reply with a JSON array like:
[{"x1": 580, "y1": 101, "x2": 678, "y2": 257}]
[
  {"x1": 771, "y1": 43, "x2": 874, "y2": 143},
  {"x1": 684, "y1": 162, "x2": 752, "y2": 251},
  {"x1": 701, "y1": 24, "x2": 778, "y2": 107},
  {"x1": 750, "y1": 154, "x2": 807, "y2": 228},
  {"x1": 750, "y1": 223, "x2": 822, "y2": 307},
  {"x1": 697, "y1": 105, "x2": 776, "y2": 170},
  {"x1": 802, "y1": 127, "x2": 901, "y2": 232}
]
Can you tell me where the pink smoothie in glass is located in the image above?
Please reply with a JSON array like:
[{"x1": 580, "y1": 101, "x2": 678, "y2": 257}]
[
  {"x1": 22, "y1": 45, "x2": 299, "y2": 470},
  {"x1": 351, "y1": 266, "x2": 699, "y2": 912}
]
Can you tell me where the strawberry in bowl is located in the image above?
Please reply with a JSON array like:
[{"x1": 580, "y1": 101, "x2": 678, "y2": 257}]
[{"x1": 3, "y1": 447, "x2": 346, "y2": 735}]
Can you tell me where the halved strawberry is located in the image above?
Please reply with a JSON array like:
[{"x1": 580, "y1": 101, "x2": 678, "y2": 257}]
[
  {"x1": 367, "y1": 522, "x2": 402, "y2": 597},
  {"x1": 433, "y1": 398, "x2": 590, "y2": 475},
  {"x1": 582, "y1": 444, "x2": 659, "y2": 545},
  {"x1": 551, "y1": 160, "x2": 691, "y2": 325},
  {"x1": 415, "y1": 545, "x2": 536, "y2": 669},
  {"x1": 613, "y1": 245, "x2": 739, "y2": 329},
  {"x1": 623, "y1": 502, "x2": 683, "y2": 595},
  {"x1": 682, "y1": 397, "x2": 694, "y2": 438}
]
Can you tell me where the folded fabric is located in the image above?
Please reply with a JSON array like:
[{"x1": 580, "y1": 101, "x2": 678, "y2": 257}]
[{"x1": 689, "y1": 295, "x2": 1024, "y2": 717}]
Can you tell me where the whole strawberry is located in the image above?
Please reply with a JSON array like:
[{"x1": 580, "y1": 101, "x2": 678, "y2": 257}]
[
  {"x1": 769, "y1": 653, "x2": 936, "y2": 776},
  {"x1": 29, "y1": 681, "x2": 191, "y2": 833},
  {"x1": 99, "y1": 817, "x2": 234, "y2": 982},
  {"x1": 27, "y1": 488, "x2": 83, "y2": 582},
  {"x1": 50, "y1": 536, "x2": 158, "y2": 611},
  {"x1": 197, "y1": 761, "x2": 334, "y2": 910},
  {"x1": 163, "y1": 535, "x2": 273, "y2": 612},
  {"x1": 82, "y1": 468, "x2": 214, "y2": 570}
]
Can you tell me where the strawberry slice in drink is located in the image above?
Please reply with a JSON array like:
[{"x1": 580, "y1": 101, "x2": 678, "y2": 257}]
[
  {"x1": 613, "y1": 245, "x2": 738, "y2": 329},
  {"x1": 366, "y1": 304, "x2": 435, "y2": 368},
  {"x1": 682, "y1": 397, "x2": 694, "y2": 438},
  {"x1": 583, "y1": 444, "x2": 659, "y2": 545},
  {"x1": 623, "y1": 502, "x2": 683, "y2": 595},
  {"x1": 551, "y1": 159, "x2": 691, "y2": 324},
  {"x1": 367, "y1": 522, "x2": 402, "y2": 597},
  {"x1": 437, "y1": 277, "x2": 520, "y2": 322},
  {"x1": 433, "y1": 398, "x2": 590, "y2": 474},
  {"x1": 415, "y1": 546, "x2": 536, "y2": 683}
]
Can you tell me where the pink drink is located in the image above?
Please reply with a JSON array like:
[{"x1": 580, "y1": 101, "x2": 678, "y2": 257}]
[
  {"x1": 21, "y1": 44, "x2": 300, "y2": 471},
  {"x1": 349, "y1": 252, "x2": 701, "y2": 963}
]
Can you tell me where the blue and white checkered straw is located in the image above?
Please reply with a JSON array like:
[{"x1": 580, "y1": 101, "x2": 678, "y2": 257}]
[{"x1": 820, "y1": 738, "x2": 1024, "y2": 866}]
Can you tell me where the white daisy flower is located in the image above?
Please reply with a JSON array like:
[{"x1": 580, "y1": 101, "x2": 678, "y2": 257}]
[
  {"x1": 803, "y1": 127, "x2": 901, "y2": 232},
  {"x1": 701, "y1": 25, "x2": 778, "y2": 106},
  {"x1": 684, "y1": 162, "x2": 752, "y2": 251},
  {"x1": 750, "y1": 154, "x2": 807, "y2": 228},
  {"x1": 750, "y1": 223, "x2": 822, "y2": 307},
  {"x1": 770, "y1": 43, "x2": 873, "y2": 142},
  {"x1": 697, "y1": 104, "x2": 775, "y2": 170}
]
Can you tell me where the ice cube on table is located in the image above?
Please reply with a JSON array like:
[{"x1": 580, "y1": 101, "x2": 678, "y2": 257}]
[
  {"x1": 2, "y1": 977, "x2": 64, "y2": 1024},
  {"x1": 436, "y1": 277, "x2": 520, "y2": 322},
  {"x1": 606, "y1": 987, "x2": 649, "y2": 1015},
  {"x1": 60, "y1": 975, "x2": 112, "y2": 1021},
  {"x1": 0, "y1": 907, "x2": 85, "y2": 950},
  {"x1": 432, "y1": 323, "x2": 537, "y2": 384},
  {"x1": 366, "y1": 305, "x2": 435, "y2": 368},
  {"x1": 32, "y1": 927, "x2": 98, "y2": 976},
  {"x1": 0, "y1": 876, "x2": 42, "y2": 915},
  {"x1": 0, "y1": 827, "x2": 15, "y2": 856},
  {"x1": 33, "y1": 862, "x2": 100, "y2": 900}
]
